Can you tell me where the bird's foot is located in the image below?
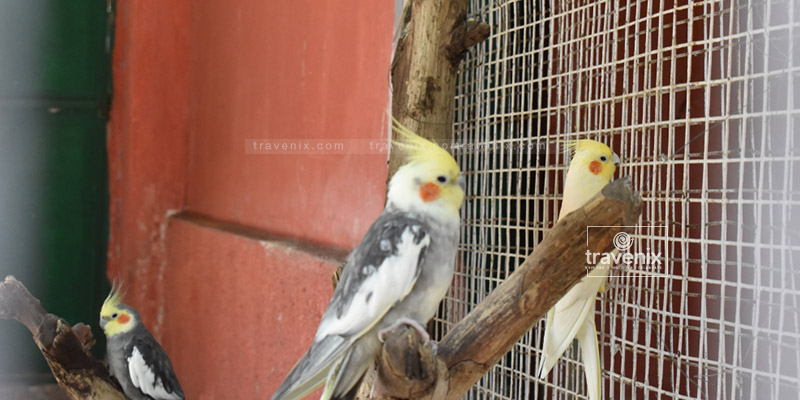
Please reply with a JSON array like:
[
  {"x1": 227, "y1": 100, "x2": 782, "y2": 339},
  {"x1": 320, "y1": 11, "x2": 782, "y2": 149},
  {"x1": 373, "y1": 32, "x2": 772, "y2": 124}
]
[{"x1": 377, "y1": 317, "x2": 430, "y2": 344}]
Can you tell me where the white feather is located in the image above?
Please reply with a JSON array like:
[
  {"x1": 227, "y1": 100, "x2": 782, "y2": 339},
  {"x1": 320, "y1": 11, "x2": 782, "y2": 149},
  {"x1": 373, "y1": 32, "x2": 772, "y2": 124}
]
[
  {"x1": 315, "y1": 228, "x2": 429, "y2": 341},
  {"x1": 578, "y1": 317, "x2": 602, "y2": 400},
  {"x1": 127, "y1": 346, "x2": 181, "y2": 400},
  {"x1": 538, "y1": 265, "x2": 608, "y2": 378}
]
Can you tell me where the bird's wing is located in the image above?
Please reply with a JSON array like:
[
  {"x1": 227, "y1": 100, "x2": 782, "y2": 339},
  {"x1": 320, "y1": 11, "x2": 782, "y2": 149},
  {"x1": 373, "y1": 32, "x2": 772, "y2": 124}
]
[
  {"x1": 538, "y1": 266, "x2": 608, "y2": 378},
  {"x1": 125, "y1": 334, "x2": 184, "y2": 400},
  {"x1": 271, "y1": 214, "x2": 430, "y2": 400},
  {"x1": 316, "y1": 215, "x2": 430, "y2": 340}
]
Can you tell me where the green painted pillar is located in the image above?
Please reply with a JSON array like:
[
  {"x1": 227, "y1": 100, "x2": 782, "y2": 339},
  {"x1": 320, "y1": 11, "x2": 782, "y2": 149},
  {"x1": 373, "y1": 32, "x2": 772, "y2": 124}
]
[{"x1": 0, "y1": 1, "x2": 111, "y2": 375}]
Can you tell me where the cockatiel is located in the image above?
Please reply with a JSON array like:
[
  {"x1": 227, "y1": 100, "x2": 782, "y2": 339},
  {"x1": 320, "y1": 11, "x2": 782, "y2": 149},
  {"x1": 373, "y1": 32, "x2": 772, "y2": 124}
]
[
  {"x1": 100, "y1": 283, "x2": 185, "y2": 400},
  {"x1": 538, "y1": 139, "x2": 620, "y2": 400},
  {"x1": 271, "y1": 119, "x2": 465, "y2": 400}
]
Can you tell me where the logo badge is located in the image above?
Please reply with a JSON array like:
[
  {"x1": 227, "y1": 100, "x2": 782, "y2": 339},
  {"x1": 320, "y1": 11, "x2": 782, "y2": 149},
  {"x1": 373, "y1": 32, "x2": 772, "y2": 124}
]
[{"x1": 613, "y1": 231, "x2": 633, "y2": 251}]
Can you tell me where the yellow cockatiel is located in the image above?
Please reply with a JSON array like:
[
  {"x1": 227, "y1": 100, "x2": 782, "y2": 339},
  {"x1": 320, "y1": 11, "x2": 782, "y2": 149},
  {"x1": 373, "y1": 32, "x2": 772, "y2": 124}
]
[{"x1": 538, "y1": 139, "x2": 620, "y2": 400}]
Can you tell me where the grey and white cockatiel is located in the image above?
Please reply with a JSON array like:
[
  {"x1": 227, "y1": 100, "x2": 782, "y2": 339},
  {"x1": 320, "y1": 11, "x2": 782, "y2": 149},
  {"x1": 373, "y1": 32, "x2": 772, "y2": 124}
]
[
  {"x1": 270, "y1": 119, "x2": 465, "y2": 400},
  {"x1": 100, "y1": 284, "x2": 185, "y2": 400}
]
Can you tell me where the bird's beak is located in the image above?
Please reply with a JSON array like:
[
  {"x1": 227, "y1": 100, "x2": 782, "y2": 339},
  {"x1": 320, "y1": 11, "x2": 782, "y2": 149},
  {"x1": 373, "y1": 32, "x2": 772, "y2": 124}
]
[
  {"x1": 612, "y1": 152, "x2": 621, "y2": 165},
  {"x1": 457, "y1": 174, "x2": 466, "y2": 192}
]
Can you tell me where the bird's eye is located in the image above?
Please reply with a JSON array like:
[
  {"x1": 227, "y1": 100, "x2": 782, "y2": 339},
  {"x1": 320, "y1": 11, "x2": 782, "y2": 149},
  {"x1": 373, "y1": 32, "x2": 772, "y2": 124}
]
[
  {"x1": 111, "y1": 313, "x2": 118, "y2": 319},
  {"x1": 436, "y1": 175, "x2": 447, "y2": 184},
  {"x1": 600, "y1": 155, "x2": 608, "y2": 162}
]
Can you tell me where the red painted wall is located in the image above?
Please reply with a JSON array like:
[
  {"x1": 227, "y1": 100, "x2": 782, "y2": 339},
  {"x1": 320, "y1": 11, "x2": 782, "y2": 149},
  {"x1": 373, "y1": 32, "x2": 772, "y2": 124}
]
[
  {"x1": 161, "y1": 215, "x2": 345, "y2": 398},
  {"x1": 109, "y1": 1, "x2": 392, "y2": 397},
  {"x1": 188, "y1": 1, "x2": 391, "y2": 250},
  {"x1": 108, "y1": 0, "x2": 190, "y2": 321}
]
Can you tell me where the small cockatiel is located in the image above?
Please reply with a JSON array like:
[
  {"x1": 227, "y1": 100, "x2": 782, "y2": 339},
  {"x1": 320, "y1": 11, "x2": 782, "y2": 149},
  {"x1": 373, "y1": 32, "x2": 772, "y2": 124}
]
[
  {"x1": 100, "y1": 283, "x2": 185, "y2": 400},
  {"x1": 538, "y1": 139, "x2": 620, "y2": 400},
  {"x1": 271, "y1": 119, "x2": 465, "y2": 400}
]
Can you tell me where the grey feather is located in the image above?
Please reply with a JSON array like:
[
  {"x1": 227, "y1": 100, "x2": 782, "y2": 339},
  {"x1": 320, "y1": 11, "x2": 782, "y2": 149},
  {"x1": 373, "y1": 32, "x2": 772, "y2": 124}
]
[{"x1": 106, "y1": 306, "x2": 185, "y2": 400}]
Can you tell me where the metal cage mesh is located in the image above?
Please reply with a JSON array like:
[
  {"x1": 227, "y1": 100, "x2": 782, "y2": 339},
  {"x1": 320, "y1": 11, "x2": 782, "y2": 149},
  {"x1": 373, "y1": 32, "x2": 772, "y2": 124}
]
[{"x1": 430, "y1": 0, "x2": 800, "y2": 398}]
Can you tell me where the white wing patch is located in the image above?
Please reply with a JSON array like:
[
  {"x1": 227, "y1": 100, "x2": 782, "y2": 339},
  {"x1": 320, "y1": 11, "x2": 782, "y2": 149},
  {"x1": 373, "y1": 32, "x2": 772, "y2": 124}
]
[
  {"x1": 315, "y1": 228, "x2": 429, "y2": 341},
  {"x1": 128, "y1": 346, "x2": 182, "y2": 400}
]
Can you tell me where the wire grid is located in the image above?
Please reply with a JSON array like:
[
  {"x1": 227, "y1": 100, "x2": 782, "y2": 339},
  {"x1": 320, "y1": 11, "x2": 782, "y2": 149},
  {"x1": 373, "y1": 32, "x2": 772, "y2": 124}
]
[{"x1": 429, "y1": 0, "x2": 800, "y2": 399}]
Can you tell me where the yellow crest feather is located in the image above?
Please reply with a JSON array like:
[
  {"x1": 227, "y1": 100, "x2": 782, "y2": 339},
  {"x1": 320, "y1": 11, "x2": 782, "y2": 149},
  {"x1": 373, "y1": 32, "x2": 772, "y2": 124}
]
[
  {"x1": 390, "y1": 116, "x2": 459, "y2": 172},
  {"x1": 101, "y1": 280, "x2": 126, "y2": 314},
  {"x1": 561, "y1": 139, "x2": 579, "y2": 154},
  {"x1": 561, "y1": 139, "x2": 611, "y2": 155}
]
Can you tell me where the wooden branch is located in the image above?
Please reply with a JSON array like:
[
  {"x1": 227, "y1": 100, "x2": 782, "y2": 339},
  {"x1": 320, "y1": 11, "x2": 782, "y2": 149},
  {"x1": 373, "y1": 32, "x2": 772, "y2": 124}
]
[
  {"x1": 445, "y1": 18, "x2": 492, "y2": 67},
  {"x1": 0, "y1": 276, "x2": 126, "y2": 400},
  {"x1": 371, "y1": 177, "x2": 643, "y2": 399},
  {"x1": 388, "y1": 0, "x2": 491, "y2": 179},
  {"x1": 371, "y1": 326, "x2": 448, "y2": 400}
]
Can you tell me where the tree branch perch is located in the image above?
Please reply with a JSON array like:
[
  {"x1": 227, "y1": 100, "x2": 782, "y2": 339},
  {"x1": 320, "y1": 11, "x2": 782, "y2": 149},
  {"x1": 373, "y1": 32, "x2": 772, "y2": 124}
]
[
  {"x1": 354, "y1": 1, "x2": 643, "y2": 398},
  {"x1": 370, "y1": 177, "x2": 643, "y2": 399},
  {"x1": 0, "y1": 276, "x2": 126, "y2": 400},
  {"x1": 388, "y1": 0, "x2": 491, "y2": 179}
]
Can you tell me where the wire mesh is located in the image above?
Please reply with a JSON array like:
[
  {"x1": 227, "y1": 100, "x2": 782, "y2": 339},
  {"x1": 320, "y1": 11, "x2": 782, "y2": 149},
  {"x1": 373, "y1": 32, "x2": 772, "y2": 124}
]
[{"x1": 430, "y1": 0, "x2": 800, "y2": 399}]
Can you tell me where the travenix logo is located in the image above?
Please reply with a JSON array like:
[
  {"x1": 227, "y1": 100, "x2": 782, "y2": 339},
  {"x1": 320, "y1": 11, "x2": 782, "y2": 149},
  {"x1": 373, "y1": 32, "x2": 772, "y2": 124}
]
[{"x1": 585, "y1": 227, "x2": 663, "y2": 277}]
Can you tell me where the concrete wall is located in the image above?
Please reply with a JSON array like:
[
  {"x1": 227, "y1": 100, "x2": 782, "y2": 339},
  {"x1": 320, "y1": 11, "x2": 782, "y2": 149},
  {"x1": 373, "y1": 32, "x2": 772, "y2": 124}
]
[{"x1": 108, "y1": 1, "x2": 392, "y2": 397}]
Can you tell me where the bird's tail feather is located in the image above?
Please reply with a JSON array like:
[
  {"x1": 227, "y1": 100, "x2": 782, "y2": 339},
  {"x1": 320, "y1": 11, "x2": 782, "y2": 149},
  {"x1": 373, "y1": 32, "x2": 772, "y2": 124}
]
[
  {"x1": 270, "y1": 336, "x2": 348, "y2": 400},
  {"x1": 537, "y1": 294, "x2": 596, "y2": 379},
  {"x1": 577, "y1": 318, "x2": 602, "y2": 400},
  {"x1": 330, "y1": 375, "x2": 363, "y2": 400},
  {"x1": 329, "y1": 335, "x2": 381, "y2": 399},
  {"x1": 321, "y1": 349, "x2": 351, "y2": 400}
]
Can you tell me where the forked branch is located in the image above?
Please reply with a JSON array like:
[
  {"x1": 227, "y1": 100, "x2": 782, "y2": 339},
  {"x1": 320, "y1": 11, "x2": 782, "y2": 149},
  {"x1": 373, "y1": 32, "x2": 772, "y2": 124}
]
[
  {"x1": 0, "y1": 276, "x2": 126, "y2": 400},
  {"x1": 370, "y1": 177, "x2": 642, "y2": 399}
]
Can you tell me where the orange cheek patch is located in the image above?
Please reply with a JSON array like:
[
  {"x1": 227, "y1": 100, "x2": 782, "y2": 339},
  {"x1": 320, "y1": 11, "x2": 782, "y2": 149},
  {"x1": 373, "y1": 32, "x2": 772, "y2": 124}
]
[
  {"x1": 589, "y1": 160, "x2": 603, "y2": 175},
  {"x1": 118, "y1": 314, "x2": 131, "y2": 324},
  {"x1": 419, "y1": 182, "x2": 441, "y2": 202}
]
